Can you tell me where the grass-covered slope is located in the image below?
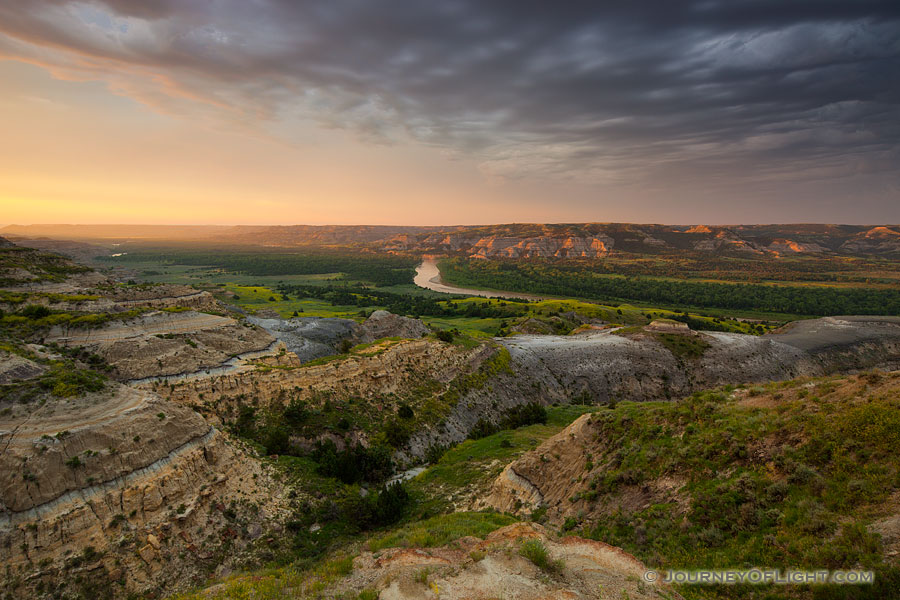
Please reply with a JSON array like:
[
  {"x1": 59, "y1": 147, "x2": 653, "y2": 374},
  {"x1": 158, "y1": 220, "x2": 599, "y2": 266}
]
[
  {"x1": 490, "y1": 372, "x2": 900, "y2": 599},
  {"x1": 0, "y1": 243, "x2": 92, "y2": 287}
]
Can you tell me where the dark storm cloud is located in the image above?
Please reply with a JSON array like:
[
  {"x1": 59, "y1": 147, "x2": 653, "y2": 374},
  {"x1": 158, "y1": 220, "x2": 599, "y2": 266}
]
[{"x1": 1, "y1": 0, "x2": 898, "y2": 185}]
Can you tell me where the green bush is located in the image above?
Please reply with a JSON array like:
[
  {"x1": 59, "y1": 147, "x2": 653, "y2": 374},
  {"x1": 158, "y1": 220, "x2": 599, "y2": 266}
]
[
  {"x1": 313, "y1": 440, "x2": 393, "y2": 484},
  {"x1": 39, "y1": 364, "x2": 106, "y2": 398},
  {"x1": 20, "y1": 304, "x2": 51, "y2": 319},
  {"x1": 519, "y1": 539, "x2": 563, "y2": 574},
  {"x1": 435, "y1": 329, "x2": 455, "y2": 343},
  {"x1": 503, "y1": 402, "x2": 547, "y2": 428},
  {"x1": 383, "y1": 419, "x2": 412, "y2": 448}
]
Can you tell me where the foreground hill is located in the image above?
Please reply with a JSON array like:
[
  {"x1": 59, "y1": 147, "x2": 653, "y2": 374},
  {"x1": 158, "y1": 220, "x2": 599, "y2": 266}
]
[
  {"x1": 483, "y1": 371, "x2": 900, "y2": 599},
  {"x1": 0, "y1": 355, "x2": 287, "y2": 599},
  {"x1": 173, "y1": 522, "x2": 678, "y2": 600}
]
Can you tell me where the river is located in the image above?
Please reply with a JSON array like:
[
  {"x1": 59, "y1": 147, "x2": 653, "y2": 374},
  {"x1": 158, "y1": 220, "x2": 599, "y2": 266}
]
[{"x1": 413, "y1": 258, "x2": 549, "y2": 301}]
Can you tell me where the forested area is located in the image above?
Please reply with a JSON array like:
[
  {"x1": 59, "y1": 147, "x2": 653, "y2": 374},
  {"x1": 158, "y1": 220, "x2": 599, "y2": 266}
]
[
  {"x1": 100, "y1": 247, "x2": 418, "y2": 286},
  {"x1": 571, "y1": 253, "x2": 898, "y2": 284},
  {"x1": 278, "y1": 283, "x2": 531, "y2": 318},
  {"x1": 439, "y1": 259, "x2": 900, "y2": 316}
]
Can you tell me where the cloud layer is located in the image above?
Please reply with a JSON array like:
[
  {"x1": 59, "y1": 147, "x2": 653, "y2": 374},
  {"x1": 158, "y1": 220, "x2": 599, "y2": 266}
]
[{"x1": 1, "y1": 0, "x2": 898, "y2": 205}]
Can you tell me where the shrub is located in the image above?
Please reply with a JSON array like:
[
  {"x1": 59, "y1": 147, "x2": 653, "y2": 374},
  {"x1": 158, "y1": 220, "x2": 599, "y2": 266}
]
[
  {"x1": 424, "y1": 443, "x2": 447, "y2": 465},
  {"x1": 283, "y1": 398, "x2": 308, "y2": 424},
  {"x1": 337, "y1": 482, "x2": 410, "y2": 529},
  {"x1": 435, "y1": 329, "x2": 455, "y2": 343},
  {"x1": 503, "y1": 402, "x2": 547, "y2": 428},
  {"x1": 233, "y1": 405, "x2": 257, "y2": 437},
  {"x1": 313, "y1": 440, "x2": 393, "y2": 484},
  {"x1": 468, "y1": 418, "x2": 499, "y2": 440},
  {"x1": 38, "y1": 364, "x2": 106, "y2": 398},
  {"x1": 519, "y1": 539, "x2": 563, "y2": 574},
  {"x1": 373, "y1": 482, "x2": 410, "y2": 525},
  {"x1": 530, "y1": 505, "x2": 549, "y2": 522},
  {"x1": 383, "y1": 419, "x2": 412, "y2": 448},
  {"x1": 20, "y1": 304, "x2": 51, "y2": 319}
]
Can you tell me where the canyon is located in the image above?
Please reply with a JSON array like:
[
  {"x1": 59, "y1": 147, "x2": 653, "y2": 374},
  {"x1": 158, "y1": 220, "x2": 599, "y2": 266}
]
[{"x1": 2, "y1": 235, "x2": 900, "y2": 599}]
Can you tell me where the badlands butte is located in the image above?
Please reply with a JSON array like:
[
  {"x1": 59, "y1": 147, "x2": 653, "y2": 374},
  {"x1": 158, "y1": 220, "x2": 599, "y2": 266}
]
[{"x1": 1, "y1": 233, "x2": 900, "y2": 600}]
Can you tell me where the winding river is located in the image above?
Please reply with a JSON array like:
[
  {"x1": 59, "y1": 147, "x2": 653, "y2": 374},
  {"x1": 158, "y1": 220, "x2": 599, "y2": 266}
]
[{"x1": 413, "y1": 258, "x2": 549, "y2": 301}]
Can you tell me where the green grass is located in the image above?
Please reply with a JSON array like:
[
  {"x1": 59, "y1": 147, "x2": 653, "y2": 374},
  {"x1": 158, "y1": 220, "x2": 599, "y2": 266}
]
[
  {"x1": 652, "y1": 332, "x2": 711, "y2": 360},
  {"x1": 519, "y1": 538, "x2": 563, "y2": 574},
  {"x1": 367, "y1": 511, "x2": 517, "y2": 552},
  {"x1": 125, "y1": 256, "x2": 781, "y2": 337},
  {"x1": 169, "y1": 552, "x2": 359, "y2": 600},
  {"x1": 409, "y1": 404, "x2": 596, "y2": 513},
  {"x1": 216, "y1": 283, "x2": 377, "y2": 319},
  {"x1": 0, "y1": 359, "x2": 107, "y2": 403},
  {"x1": 578, "y1": 373, "x2": 900, "y2": 599}
]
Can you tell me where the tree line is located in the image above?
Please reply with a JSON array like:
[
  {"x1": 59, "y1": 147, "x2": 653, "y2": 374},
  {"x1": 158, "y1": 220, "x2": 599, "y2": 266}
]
[
  {"x1": 439, "y1": 259, "x2": 900, "y2": 317},
  {"x1": 278, "y1": 283, "x2": 531, "y2": 318}
]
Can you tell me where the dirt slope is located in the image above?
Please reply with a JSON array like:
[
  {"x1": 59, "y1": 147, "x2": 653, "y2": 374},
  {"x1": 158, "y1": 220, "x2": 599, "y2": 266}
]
[{"x1": 191, "y1": 522, "x2": 680, "y2": 600}]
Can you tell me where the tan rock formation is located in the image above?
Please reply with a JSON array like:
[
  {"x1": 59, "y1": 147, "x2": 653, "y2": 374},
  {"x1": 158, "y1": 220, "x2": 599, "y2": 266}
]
[
  {"x1": 0, "y1": 382, "x2": 285, "y2": 598},
  {"x1": 46, "y1": 310, "x2": 276, "y2": 381},
  {"x1": 140, "y1": 338, "x2": 493, "y2": 423}
]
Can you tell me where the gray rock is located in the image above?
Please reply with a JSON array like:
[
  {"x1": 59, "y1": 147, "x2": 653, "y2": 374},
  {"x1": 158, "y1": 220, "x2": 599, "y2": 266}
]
[
  {"x1": 247, "y1": 316, "x2": 360, "y2": 363},
  {"x1": 249, "y1": 311, "x2": 431, "y2": 363},
  {"x1": 358, "y1": 310, "x2": 429, "y2": 342}
]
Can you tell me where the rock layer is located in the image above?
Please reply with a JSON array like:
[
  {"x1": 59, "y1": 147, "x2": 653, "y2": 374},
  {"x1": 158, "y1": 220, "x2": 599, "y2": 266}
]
[{"x1": 0, "y1": 382, "x2": 285, "y2": 598}]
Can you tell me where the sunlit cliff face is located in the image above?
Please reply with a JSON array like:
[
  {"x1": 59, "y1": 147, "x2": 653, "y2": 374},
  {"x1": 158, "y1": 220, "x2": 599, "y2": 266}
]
[{"x1": 1, "y1": 1, "x2": 899, "y2": 225}]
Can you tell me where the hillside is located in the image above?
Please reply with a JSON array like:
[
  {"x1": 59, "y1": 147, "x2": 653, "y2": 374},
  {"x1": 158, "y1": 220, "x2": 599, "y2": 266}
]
[
  {"x1": 484, "y1": 371, "x2": 900, "y2": 599},
  {"x1": 172, "y1": 521, "x2": 678, "y2": 600}
]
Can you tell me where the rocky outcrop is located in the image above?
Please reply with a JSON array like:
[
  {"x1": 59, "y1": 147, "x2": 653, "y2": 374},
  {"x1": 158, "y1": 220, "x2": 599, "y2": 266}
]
[
  {"x1": 644, "y1": 319, "x2": 691, "y2": 333},
  {"x1": 248, "y1": 315, "x2": 361, "y2": 362},
  {"x1": 248, "y1": 312, "x2": 430, "y2": 364},
  {"x1": 8, "y1": 223, "x2": 900, "y2": 257},
  {"x1": 0, "y1": 381, "x2": 285, "y2": 599},
  {"x1": 401, "y1": 317, "x2": 900, "y2": 459},
  {"x1": 767, "y1": 238, "x2": 829, "y2": 254},
  {"x1": 381, "y1": 223, "x2": 900, "y2": 258},
  {"x1": 47, "y1": 311, "x2": 276, "y2": 380},
  {"x1": 388, "y1": 233, "x2": 615, "y2": 258},
  {"x1": 139, "y1": 337, "x2": 493, "y2": 425},
  {"x1": 199, "y1": 522, "x2": 678, "y2": 600},
  {"x1": 0, "y1": 352, "x2": 45, "y2": 384},
  {"x1": 358, "y1": 310, "x2": 430, "y2": 342},
  {"x1": 840, "y1": 226, "x2": 900, "y2": 254},
  {"x1": 481, "y1": 414, "x2": 595, "y2": 518}
]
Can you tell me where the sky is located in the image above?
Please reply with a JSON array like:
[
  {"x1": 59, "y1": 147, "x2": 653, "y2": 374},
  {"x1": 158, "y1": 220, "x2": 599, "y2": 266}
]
[{"x1": 1, "y1": 0, "x2": 898, "y2": 226}]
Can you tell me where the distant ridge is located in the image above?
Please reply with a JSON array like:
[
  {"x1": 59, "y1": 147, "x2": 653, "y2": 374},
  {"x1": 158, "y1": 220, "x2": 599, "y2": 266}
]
[{"x1": 3, "y1": 223, "x2": 900, "y2": 257}]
